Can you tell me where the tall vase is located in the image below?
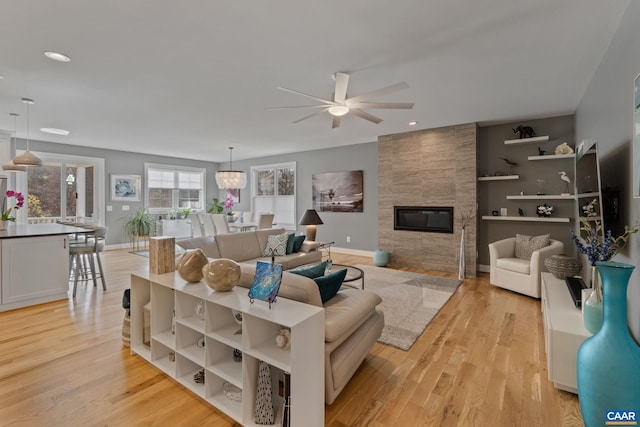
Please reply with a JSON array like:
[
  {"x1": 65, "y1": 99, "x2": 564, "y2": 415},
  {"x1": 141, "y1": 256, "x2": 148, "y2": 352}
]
[
  {"x1": 458, "y1": 228, "x2": 465, "y2": 280},
  {"x1": 577, "y1": 261, "x2": 640, "y2": 427},
  {"x1": 582, "y1": 266, "x2": 603, "y2": 334}
]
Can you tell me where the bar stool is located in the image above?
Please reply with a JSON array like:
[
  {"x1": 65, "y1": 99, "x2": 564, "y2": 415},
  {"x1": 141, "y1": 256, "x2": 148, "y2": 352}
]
[{"x1": 69, "y1": 226, "x2": 107, "y2": 297}]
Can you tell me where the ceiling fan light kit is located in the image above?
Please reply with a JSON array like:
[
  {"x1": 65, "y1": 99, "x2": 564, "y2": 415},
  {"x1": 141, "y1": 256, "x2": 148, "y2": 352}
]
[
  {"x1": 215, "y1": 147, "x2": 247, "y2": 189},
  {"x1": 272, "y1": 72, "x2": 414, "y2": 129}
]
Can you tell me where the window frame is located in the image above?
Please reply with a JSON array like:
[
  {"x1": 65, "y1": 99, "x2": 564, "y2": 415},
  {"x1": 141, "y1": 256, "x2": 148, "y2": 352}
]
[
  {"x1": 250, "y1": 161, "x2": 297, "y2": 229},
  {"x1": 144, "y1": 163, "x2": 206, "y2": 214}
]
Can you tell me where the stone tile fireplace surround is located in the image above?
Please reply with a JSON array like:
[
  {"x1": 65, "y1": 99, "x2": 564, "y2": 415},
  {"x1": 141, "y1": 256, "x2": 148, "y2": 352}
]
[{"x1": 378, "y1": 123, "x2": 477, "y2": 277}]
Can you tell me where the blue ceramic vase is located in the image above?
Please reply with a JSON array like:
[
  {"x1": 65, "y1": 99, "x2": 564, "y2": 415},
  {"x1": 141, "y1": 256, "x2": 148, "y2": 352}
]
[
  {"x1": 373, "y1": 250, "x2": 389, "y2": 267},
  {"x1": 577, "y1": 261, "x2": 640, "y2": 427}
]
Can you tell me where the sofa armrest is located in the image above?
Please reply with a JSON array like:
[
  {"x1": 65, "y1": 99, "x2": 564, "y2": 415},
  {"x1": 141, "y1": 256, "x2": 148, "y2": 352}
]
[
  {"x1": 300, "y1": 241, "x2": 322, "y2": 253},
  {"x1": 488, "y1": 237, "x2": 516, "y2": 260}
]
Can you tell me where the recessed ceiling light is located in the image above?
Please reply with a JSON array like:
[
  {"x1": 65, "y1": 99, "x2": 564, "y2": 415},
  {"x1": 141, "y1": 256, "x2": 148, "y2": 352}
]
[
  {"x1": 408, "y1": 121, "x2": 418, "y2": 126},
  {"x1": 40, "y1": 127, "x2": 70, "y2": 136},
  {"x1": 44, "y1": 51, "x2": 71, "y2": 62}
]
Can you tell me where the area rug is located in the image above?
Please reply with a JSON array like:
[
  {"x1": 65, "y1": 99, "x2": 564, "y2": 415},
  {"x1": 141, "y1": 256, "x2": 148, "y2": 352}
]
[{"x1": 354, "y1": 265, "x2": 463, "y2": 351}]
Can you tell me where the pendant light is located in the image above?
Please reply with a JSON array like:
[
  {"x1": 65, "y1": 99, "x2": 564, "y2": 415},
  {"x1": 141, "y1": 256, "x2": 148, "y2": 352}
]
[
  {"x1": 215, "y1": 147, "x2": 246, "y2": 189},
  {"x1": 2, "y1": 112, "x2": 27, "y2": 172},
  {"x1": 12, "y1": 98, "x2": 42, "y2": 167}
]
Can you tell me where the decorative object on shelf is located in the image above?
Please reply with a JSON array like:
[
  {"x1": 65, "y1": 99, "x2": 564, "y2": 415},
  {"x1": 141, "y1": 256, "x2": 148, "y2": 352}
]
[
  {"x1": 202, "y1": 258, "x2": 241, "y2": 291},
  {"x1": 457, "y1": 208, "x2": 475, "y2": 280},
  {"x1": 223, "y1": 381, "x2": 242, "y2": 402},
  {"x1": 536, "y1": 204, "x2": 554, "y2": 217},
  {"x1": 255, "y1": 361, "x2": 275, "y2": 424},
  {"x1": 554, "y1": 142, "x2": 574, "y2": 155},
  {"x1": 500, "y1": 208, "x2": 507, "y2": 216},
  {"x1": 544, "y1": 254, "x2": 582, "y2": 279},
  {"x1": 168, "y1": 351, "x2": 175, "y2": 362},
  {"x1": 512, "y1": 124, "x2": 536, "y2": 139},
  {"x1": 194, "y1": 300, "x2": 205, "y2": 320},
  {"x1": 491, "y1": 210, "x2": 499, "y2": 216},
  {"x1": 233, "y1": 348, "x2": 243, "y2": 362},
  {"x1": 581, "y1": 201, "x2": 595, "y2": 216},
  {"x1": 196, "y1": 336, "x2": 205, "y2": 349},
  {"x1": 518, "y1": 208, "x2": 524, "y2": 217},
  {"x1": 281, "y1": 373, "x2": 291, "y2": 427},
  {"x1": 537, "y1": 147, "x2": 546, "y2": 156},
  {"x1": 193, "y1": 369, "x2": 205, "y2": 384},
  {"x1": 176, "y1": 248, "x2": 209, "y2": 283},
  {"x1": 2, "y1": 190, "x2": 24, "y2": 222},
  {"x1": 571, "y1": 199, "x2": 638, "y2": 333},
  {"x1": 215, "y1": 146, "x2": 247, "y2": 189},
  {"x1": 232, "y1": 310, "x2": 243, "y2": 334},
  {"x1": 536, "y1": 178, "x2": 546, "y2": 195},
  {"x1": 498, "y1": 157, "x2": 518, "y2": 174},
  {"x1": 276, "y1": 328, "x2": 291, "y2": 349},
  {"x1": 577, "y1": 261, "x2": 640, "y2": 427},
  {"x1": 558, "y1": 171, "x2": 571, "y2": 195},
  {"x1": 373, "y1": 249, "x2": 389, "y2": 267},
  {"x1": 248, "y1": 261, "x2": 283, "y2": 307}
]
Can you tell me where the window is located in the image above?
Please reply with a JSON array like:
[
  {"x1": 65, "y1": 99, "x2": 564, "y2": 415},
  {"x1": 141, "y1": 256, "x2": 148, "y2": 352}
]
[
  {"x1": 251, "y1": 162, "x2": 296, "y2": 228},
  {"x1": 145, "y1": 163, "x2": 205, "y2": 214}
]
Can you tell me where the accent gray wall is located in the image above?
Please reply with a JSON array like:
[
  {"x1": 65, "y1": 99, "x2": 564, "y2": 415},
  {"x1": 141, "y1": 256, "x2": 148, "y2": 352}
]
[{"x1": 575, "y1": 0, "x2": 640, "y2": 341}]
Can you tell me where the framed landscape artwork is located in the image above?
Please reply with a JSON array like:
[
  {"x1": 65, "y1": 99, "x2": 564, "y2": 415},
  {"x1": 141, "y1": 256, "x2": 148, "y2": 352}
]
[
  {"x1": 634, "y1": 72, "x2": 640, "y2": 198},
  {"x1": 111, "y1": 174, "x2": 141, "y2": 201},
  {"x1": 312, "y1": 170, "x2": 363, "y2": 212}
]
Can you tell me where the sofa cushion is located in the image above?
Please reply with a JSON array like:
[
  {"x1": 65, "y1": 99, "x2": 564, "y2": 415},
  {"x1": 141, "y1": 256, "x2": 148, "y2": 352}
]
[
  {"x1": 289, "y1": 261, "x2": 328, "y2": 279},
  {"x1": 514, "y1": 233, "x2": 550, "y2": 260},
  {"x1": 176, "y1": 236, "x2": 220, "y2": 258},
  {"x1": 263, "y1": 233, "x2": 288, "y2": 256},
  {"x1": 323, "y1": 289, "x2": 382, "y2": 343},
  {"x1": 496, "y1": 257, "x2": 531, "y2": 275},
  {"x1": 292, "y1": 235, "x2": 306, "y2": 252},
  {"x1": 313, "y1": 269, "x2": 347, "y2": 303},
  {"x1": 285, "y1": 233, "x2": 296, "y2": 254},
  {"x1": 215, "y1": 232, "x2": 262, "y2": 261}
]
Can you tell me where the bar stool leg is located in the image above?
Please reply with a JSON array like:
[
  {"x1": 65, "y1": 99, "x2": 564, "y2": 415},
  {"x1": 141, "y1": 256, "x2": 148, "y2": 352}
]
[{"x1": 95, "y1": 252, "x2": 106, "y2": 291}]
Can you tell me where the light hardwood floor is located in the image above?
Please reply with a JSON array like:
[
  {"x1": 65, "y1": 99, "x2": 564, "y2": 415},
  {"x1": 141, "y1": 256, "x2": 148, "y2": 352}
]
[{"x1": 0, "y1": 249, "x2": 582, "y2": 426}]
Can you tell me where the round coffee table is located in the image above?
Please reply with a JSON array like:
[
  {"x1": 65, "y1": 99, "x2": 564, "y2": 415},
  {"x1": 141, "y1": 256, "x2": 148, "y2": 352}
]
[{"x1": 331, "y1": 263, "x2": 364, "y2": 289}]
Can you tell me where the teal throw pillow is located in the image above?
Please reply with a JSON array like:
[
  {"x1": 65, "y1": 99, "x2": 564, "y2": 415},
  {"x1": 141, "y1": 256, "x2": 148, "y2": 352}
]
[
  {"x1": 286, "y1": 233, "x2": 296, "y2": 254},
  {"x1": 289, "y1": 261, "x2": 327, "y2": 279},
  {"x1": 263, "y1": 233, "x2": 288, "y2": 256},
  {"x1": 292, "y1": 235, "x2": 306, "y2": 253},
  {"x1": 313, "y1": 268, "x2": 347, "y2": 304}
]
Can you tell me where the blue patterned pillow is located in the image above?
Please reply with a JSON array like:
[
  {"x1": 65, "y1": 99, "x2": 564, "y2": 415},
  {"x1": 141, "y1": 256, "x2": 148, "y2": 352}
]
[
  {"x1": 262, "y1": 233, "x2": 288, "y2": 256},
  {"x1": 313, "y1": 268, "x2": 347, "y2": 303},
  {"x1": 289, "y1": 261, "x2": 327, "y2": 279}
]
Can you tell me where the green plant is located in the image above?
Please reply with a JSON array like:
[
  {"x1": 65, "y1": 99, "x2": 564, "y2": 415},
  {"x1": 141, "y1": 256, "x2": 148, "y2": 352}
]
[
  {"x1": 181, "y1": 207, "x2": 191, "y2": 217},
  {"x1": 207, "y1": 198, "x2": 224, "y2": 214},
  {"x1": 124, "y1": 209, "x2": 155, "y2": 240}
]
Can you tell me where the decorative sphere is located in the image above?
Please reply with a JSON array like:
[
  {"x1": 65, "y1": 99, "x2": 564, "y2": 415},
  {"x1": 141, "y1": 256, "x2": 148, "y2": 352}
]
[
  {"x1": 202, "y1": 259, "x2": 241, "y2": 291},
  {"x1": 544, "y1": 254, "x2": 582, "y2": 279},
  {"x1": 177, "y1": 249, "x2": 209, "y2": 283}
]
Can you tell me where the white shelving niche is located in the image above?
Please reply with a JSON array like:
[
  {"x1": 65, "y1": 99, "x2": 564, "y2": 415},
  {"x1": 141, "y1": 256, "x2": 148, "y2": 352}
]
[{"x1": 130, "y1": 271, "x2": 325, "y2": 427}]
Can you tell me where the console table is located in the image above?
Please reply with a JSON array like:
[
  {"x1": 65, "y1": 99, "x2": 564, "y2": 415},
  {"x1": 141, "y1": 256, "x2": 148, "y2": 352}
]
[
  {"x1": 130, "y1": 270, "x2": 324, "y2": 426},
  {"x1": 541, "y1": 272, "x2": 591, "y2": 393}
]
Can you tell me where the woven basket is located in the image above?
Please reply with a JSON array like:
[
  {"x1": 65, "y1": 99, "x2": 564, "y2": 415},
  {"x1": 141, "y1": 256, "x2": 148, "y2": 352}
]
[{"x1": 544, "y1": 254, "x2": 582, "y2": 279}]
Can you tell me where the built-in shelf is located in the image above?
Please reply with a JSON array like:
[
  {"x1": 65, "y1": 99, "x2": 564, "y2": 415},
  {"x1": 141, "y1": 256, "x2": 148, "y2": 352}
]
[
  {"x1": 580, "y1": 216, "x2": 603, "y2": 222},
  {"x1": 482, "y1": 215, "x2": 571, "y2": 223},
  {"x1": 506, "y1": 194, "x2": 575, "y2": 200},
  {"x1": 528, "y1": 153, "x2": 575, "y2": 161},
  {"x1": 478, "y1": 175, "x2": 519, "y2": 181},
  {"x1": 504, "y1": 135, "x2": 550, "y2": 145},
  {"x1": 577, "y1": 192, "x2": 600, "y2": 198}
]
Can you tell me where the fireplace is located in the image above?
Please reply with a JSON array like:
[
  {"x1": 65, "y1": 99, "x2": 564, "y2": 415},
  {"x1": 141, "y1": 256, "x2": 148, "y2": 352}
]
[{"x1": 394, "y1": 206, "x2": 454, "y2": 233}]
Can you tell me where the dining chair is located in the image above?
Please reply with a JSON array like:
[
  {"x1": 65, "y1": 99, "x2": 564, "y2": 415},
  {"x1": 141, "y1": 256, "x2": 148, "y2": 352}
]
[
  {"x1": 188, "y1": 213, "x2": 204, "y2": 237},
  {"x1": 211, "y1": 214, "x2": 231, "y2": 234},
  {"x1": 242, "y1": 211, "x2": 253, "y2": 223},
  {"x1": 257, "y1": 213, "x2": 275, "y2": 229},
  {"x1": 198, "y1": 213, "x2": 216, "y2": 236}
]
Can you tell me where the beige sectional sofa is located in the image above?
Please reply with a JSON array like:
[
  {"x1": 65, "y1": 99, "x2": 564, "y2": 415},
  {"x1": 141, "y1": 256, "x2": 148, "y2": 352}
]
[{"x1": 176, "y1": 229, "x2": 385, "y2": 404}]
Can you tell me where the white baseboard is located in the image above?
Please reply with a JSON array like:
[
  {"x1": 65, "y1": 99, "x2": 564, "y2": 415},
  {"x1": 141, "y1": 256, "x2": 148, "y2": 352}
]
[
  {"x1": 478, "y1": 264, "x2": 490, "y2": 273},
  {"x1": 330, "y1": 246, "x2": 374, "y2": 258}
]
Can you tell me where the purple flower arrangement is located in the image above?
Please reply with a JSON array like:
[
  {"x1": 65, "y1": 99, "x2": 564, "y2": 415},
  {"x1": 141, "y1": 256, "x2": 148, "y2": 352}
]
[{"x1": 2, "y1": 190, "x2": 25, "y2": 221}]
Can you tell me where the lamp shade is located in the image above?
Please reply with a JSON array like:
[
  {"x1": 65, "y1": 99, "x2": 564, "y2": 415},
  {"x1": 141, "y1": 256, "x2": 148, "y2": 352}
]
[
  {"x1": 215, "y1": 170, "x2": 247, "y2": 189},
  {"x1": 298, "y1": 209, "x2": 323, "y2": 225}
]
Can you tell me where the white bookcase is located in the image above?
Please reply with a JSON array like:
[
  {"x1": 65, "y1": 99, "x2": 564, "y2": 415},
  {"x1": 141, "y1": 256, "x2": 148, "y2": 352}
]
[{"x1": 130, "y1": 271, "x2": 324, "y2": 426}]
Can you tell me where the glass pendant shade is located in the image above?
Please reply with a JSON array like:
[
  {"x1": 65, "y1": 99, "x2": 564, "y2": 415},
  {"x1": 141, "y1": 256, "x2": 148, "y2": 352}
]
[{"x1": 215, "y1": 147, "x2": 246, "y2": 189}]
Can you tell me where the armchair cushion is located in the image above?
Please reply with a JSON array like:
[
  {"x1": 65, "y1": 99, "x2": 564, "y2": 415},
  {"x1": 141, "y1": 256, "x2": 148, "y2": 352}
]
[
  {"x1": 515, "y1": 233, "x2": 550, "y2": 260},
  {"x1": 496, "y1": 258, "x2": 531, "y2": 275}
]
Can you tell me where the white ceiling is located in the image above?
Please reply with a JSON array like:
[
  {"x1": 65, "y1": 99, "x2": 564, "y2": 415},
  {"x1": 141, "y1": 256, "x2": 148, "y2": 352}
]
[{"x1": 0, "y1": 0, "x2": 630, "y2": 163}]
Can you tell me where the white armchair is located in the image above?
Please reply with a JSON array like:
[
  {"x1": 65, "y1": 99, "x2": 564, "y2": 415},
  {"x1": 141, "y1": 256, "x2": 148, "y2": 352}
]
[{"x1": 489, "y1": 237, "x2": 564, "y2": 298}]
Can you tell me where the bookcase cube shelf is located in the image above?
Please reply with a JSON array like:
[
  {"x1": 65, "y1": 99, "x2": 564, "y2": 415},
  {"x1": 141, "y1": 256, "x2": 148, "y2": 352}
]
[{"x1": 130, "y1": 271, "x2": 324, "y2": 426}]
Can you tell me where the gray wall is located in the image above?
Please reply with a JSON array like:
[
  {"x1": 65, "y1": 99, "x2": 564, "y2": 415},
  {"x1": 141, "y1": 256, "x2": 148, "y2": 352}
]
[
  {"x1": 230, "y1": 142, "x2": 379, "y2": 251},
  {"x1": 477, "y1": 115, "x2": 575, "y2": 265},
  {"x1": 575, "y1": 0, "x2": 640, "y2": 341}
]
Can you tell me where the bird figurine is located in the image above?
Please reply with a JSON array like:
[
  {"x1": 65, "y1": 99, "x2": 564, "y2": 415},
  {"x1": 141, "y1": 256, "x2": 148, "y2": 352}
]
[
  {"x1": 558, "y1": 171, "x2": 571, "y2": 194},
  {"x1": 499, "y1": 157, "x2": 518, "y2": 175}
]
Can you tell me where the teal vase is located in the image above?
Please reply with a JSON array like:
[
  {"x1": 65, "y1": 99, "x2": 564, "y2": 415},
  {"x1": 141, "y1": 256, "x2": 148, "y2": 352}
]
[
  {"x1": 373, "y1": 250, "x2": 389, "y2": 267},
  {"x1": 577, "y1": 261, "x2": 640, "y2": 427}
]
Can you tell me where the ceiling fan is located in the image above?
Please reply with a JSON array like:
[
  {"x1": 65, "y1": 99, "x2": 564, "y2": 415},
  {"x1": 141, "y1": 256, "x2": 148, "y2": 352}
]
[{"x1": 269, "y1": 72, "x2": 414, "y2": 129}]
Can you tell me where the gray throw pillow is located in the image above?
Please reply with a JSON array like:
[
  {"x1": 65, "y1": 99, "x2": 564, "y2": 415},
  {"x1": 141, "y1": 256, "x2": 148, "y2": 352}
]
[
  {"x1": 263, "y1": 233, "x2": 288, "y2": 256},
  {"x1": 514, "y1": 233, "x2": 550, "y2": 260}
]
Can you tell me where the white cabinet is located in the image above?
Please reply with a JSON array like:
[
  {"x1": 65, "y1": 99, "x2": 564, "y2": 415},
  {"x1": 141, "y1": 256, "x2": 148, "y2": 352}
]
[
  {"x1": 1, "y1": 235, "x2": 69, "y2": 309},
  {"x1": 156, "y1": 219, "x2": 192, "y2": 239},
  {"x1": 541, "y1": 273, "x2": 591, "y2": 393},
  {"x1": 130, "y1": 271, "x2": 324, "y2": 426}
]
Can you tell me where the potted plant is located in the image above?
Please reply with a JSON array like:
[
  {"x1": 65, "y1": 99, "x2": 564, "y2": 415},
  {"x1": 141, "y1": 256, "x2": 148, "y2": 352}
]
[
  {"x1": 181, "y1": 207, "x2": 191, "y2": 218},
  {"x1": 207, "y1": 198, "x2": 224, "y2": 214},
  {"x1": 124, "y1": 209, "x2": 155, "y2": 247}
]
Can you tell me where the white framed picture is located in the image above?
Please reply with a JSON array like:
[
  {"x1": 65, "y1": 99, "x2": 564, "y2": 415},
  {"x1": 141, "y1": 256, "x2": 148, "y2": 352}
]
[{"x1": 111, "y1": 174, "x2": 141, "y2": 201}]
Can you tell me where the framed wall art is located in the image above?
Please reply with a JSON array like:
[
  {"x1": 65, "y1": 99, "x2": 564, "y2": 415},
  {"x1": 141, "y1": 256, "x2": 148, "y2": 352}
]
[
  {"x1": 312, "y1": 170, "x2": 363, "y2": 212},
  {"x1": 111, "y1": 174, "x2": 142, "y2": 201}
]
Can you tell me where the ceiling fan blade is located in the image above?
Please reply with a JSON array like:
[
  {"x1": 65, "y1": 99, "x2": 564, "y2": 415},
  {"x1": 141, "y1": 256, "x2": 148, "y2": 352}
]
[
  {"x1": 276, "y1": 87, "x2": 334, "y2": 105},
  {"x1": 350, "y1": 109, "x2": 383, "y2": 124},
  {"x1": 333, "y1": 72, "x2": 349, "y2": 103},
  {"x1": 265, "y1": 105, "x2": 329, "y2": 110},
  {"x1": 348, "y1": 102, "x2": 414, "y2": 110},
  {"x1": 332, "y1": 116, "x2": 341, "y2": 129},
  {"x1": 292, "y1": 107, "x2": 330, "y2": 124},
  {"x1": 346, "y1": 82, "x2": 410, "y2": 104}
]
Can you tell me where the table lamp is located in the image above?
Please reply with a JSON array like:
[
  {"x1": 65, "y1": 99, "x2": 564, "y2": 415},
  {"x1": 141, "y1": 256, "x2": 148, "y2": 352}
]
[{"x1": 298, "y1": 209, "x2": 323, "y2": 241}]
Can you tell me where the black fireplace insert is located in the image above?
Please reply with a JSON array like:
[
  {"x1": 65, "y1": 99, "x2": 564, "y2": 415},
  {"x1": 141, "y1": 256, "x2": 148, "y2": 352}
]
[{"x1": 394, "y1": 206, "x2": 454, "y2": 233}]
